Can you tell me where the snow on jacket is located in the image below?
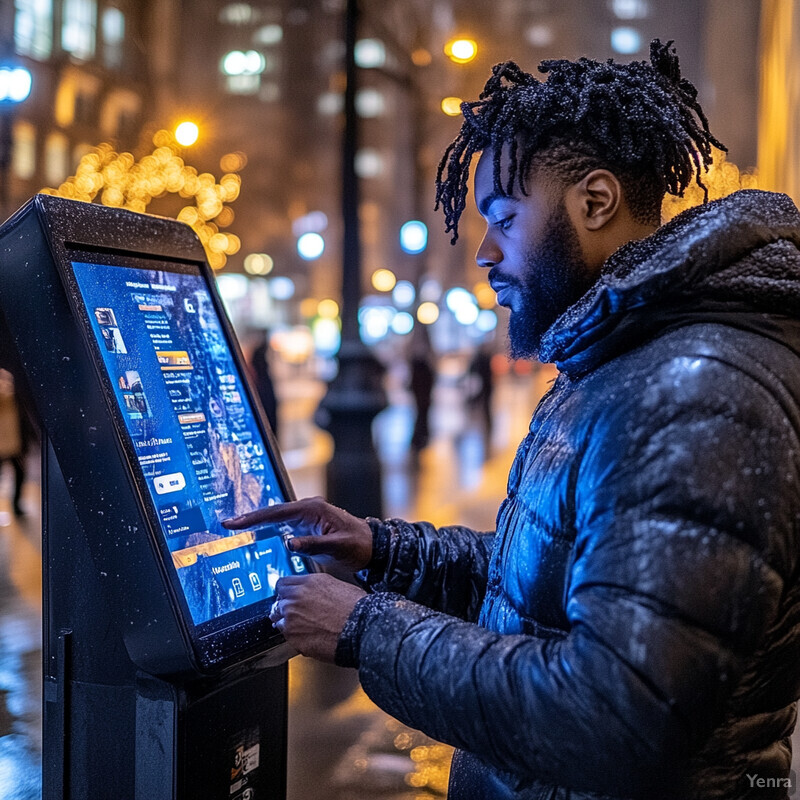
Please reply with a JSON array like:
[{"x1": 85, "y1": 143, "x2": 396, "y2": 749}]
[{"x1": 336, "y1": 189, "x2": 800, "y2": 799}]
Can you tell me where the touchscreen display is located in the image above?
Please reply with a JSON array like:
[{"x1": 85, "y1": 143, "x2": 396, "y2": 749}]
[{"x1": 71, "y1": 258, "x2": 307, "y2": 627}]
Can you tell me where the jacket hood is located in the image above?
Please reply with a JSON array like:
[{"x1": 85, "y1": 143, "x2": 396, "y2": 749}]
[{"x1": 540, "y1": 189, "x2": 800, "y2": 376}]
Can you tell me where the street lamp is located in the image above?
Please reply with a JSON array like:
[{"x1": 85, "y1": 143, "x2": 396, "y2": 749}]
[
  {"x1": 174, "y1": 120, "x2": 199, "y2": 147},
  {"x1": 315, "y1": 0, "x2": 387, "y2": 519},
  {"x1": 444, "y1": 38, "x2": 478, "y2": 64},
  {"x1": 0, "y1": 63, "x2": 32, "y2": 219}
]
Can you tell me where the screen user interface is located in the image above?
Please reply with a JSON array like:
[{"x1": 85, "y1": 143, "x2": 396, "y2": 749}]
[{"x1": 71, "y1": 259, "x2": 306, "y2": 627}]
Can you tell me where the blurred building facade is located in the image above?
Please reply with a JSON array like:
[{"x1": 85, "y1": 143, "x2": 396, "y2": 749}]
[
  {"x1": 2, "y1": 0, "x2": 166, "y2": 215},
  {"x1": 2, "y1": 0, "x2": 778, "y2": 344}
]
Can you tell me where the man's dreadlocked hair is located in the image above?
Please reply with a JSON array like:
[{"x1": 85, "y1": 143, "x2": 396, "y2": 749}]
[{"x1": 435, "y1": 39, "x2": 726, "y2": 243}]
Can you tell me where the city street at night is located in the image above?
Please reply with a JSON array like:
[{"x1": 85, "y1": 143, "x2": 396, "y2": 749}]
[
  {"x1": 3, "y1": 361, "x2": 798, "y2": 797},
  {"x1": 2, "y1": 0, "x2": 800, "y2": 798},
  {"x1": 0, "y1": 363, "x2": 556, "y2": 799}
]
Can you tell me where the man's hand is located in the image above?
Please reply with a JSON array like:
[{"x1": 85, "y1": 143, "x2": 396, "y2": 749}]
[
  {"x1": 268, "y1": 574, "x2": 366, "y2": 663},
  {"x1": 223, "y1": 496, "x2": 373, "y2": 578}
]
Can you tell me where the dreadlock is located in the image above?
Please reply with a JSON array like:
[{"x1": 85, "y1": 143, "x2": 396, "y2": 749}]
[{"x1": 435, "y1": 39, "x2": 726, "y2": 243}]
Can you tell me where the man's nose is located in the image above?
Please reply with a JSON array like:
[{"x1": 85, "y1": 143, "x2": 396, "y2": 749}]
[{"x1": 476, "y1": 233, "x2": 501, "y2": 269}]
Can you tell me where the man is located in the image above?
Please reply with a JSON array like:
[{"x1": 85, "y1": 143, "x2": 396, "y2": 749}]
[{"x1": 225, "y1": 41, "x2": 800, "y2": 798}]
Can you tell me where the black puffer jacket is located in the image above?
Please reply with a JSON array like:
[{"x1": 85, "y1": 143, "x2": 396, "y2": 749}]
[{"x1": 336, "y1": 190, "x2": 800, "y2": 799}]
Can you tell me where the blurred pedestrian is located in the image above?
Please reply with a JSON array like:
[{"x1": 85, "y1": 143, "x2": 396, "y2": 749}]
[
  {"x1": 408, "y1": 325, "x2": 435, "y2": 451},
  {"x1": 0, "y1": 368, "x2": 27, "y2": 516},
  {"x1": 247, "y1": 330, "x2": 279, "y2": 438},
  {"x1": 466, "y1": 343, "x2": 494, "y2": 450}
]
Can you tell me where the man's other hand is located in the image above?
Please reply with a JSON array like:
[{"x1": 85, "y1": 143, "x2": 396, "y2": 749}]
[
  {"x1": 223, "y1": 496, "x2": 373, "y2": 578},
  {"x1": 268, "y1": 574, "x2": 366, "y2": 663}
]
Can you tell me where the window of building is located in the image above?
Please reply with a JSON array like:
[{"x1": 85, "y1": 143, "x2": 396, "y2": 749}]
[
  {"x1": 355, "y1": 88, "x2": 385, "y2": 118},
  {"x1": 14, "y1": 0, "x2": 53, "y2": 60},
  {"x1": 45, "y1": 132, "x2": 70, "y2": 186},
  {"x1": 225, "y1": 74, "x2": 260, "y2": 94},
  {"x1": 99, "y1": 89, "x2": 141, "y2": 138},
  {"x1": 55, "y1": 77, "x2": 76, "y2": 127},
  {"x1": 259, "y1": 82, "x2": 280, "y2": 102},
  {"x1": 55, "y1": 69, "x2": 100, "y2": 127},
  {"x1": 221, "y1": 49, "x2": 266, "y2": 95},
  {"x1": 74, "y1": 89, "x2": 95, "y2": 124},
  {"x1": 102, "y1": 7, "x2": 125, "y2": 69},
  {"x1": 253, "y1": 24, "x2": 282, "y2": 45},
  {"x1": 62, "y1": 0, "x2": 97, "y2": 61},
  {"x1": 219, "y1": 3, "x2": 257, "y2": 25},
  {"x1": 12, "y1": 121, "x2": 36, "y2": 180}
]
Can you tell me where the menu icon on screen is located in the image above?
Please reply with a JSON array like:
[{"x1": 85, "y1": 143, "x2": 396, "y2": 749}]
[{"x1": 154, "y1": 472, "x2": 186, "y2": 495}]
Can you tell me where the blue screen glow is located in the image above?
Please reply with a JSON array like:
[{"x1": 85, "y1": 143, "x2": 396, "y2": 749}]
[{"x1": 72, "y1": 260, "x2": 306, "y2": 626}]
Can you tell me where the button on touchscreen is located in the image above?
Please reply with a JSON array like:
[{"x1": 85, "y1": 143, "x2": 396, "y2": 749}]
[{"x1": 72, "y1": 259, "x2": 307, "y2": 626}]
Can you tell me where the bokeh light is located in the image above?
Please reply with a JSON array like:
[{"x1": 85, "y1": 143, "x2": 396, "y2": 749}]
[
  {"x1": 441, "y1": 97, "x2": 463, "y2": 116},
  {"x1": 360, "y1": 306, "x2": 392, "y2": 340},
  {"x1": 476, "y1": 309, "x2": 498, "y2": 332},
  {"x1": 417, "y1": 302, "x2": 440, "y2": 325},
  {"x1": 611, "y1": 27, "x2": 641, "y2": 54},
  {"x1": 0, "y1": 67, "x2": 32, "y2": 102},
  {"x1": 222, "y1": 49, "x2": 266, "y2": 76},
  {"x1": 454, "y1": 302, "x2": 479, "y2": 326},
  {"x1": 244, "y1": 253, "x2": 274, "y2": 275},
  {"x1": 399, "y1": 220, "x2": 428, "y2": 254},
  {"x1": 371, "y1": 268, "x2": 397, "y2": 292},
  {"x1": 391, "y1": 312, "x2": 414, "y2": 335},
  {"x1": 317, "y1": 298, "x2": 340, "y2": 319},
  {"x1": 297, "y1": 232, "x2": 325, "y2": 260},
  {"x1": 175, "y1": 121, "x2": 199, "y2": 146},
  {"x1": 270, "y1": 276, "x2": 295, "y2": 299},
  {"x1": 444, "y1": 38, "x2": 477, "y2": 64},
  {"x1": 445, "y1": 287, "x2": 476, "y2": 314},
  {"x1": 299, "y1": 297, "x2": 318, "y2": 318},
  {"x1": 473, "y1": 281, "x2": 497, "y2": 309},
  {"x1": 220, "y1": 151, "x2": 248, "y2": 172},
  {"x1": 292, "y1": 211, "x2": 328, "y2": 236},
  {"x1": 354, "y1": 38, "x2": 386, "y2": 68},
  {"x1": 392, "y1": 280, "x2": 416, "y2": 308},
  {"x1": 419, "y1": 278, "x2": 442, "y2": 302},
  {"x1": 312, "y1": 317, "x2": 341, "y2": 356},
  {"x1": 411, "y1": 48, "x2": 432, "y2": 67},
  {"x1": 44, "y1": 137, "x2": 243, "y2": 271}
]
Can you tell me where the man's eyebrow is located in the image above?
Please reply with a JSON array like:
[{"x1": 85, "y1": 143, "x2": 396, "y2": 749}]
[{"x1": 478, "y1": 191, "x2": 514, "y2": 217}]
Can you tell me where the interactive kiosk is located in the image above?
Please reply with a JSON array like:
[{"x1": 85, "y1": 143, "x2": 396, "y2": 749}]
[{"x1": 0, "y1": 194, "x2": 312, "y2": 799}]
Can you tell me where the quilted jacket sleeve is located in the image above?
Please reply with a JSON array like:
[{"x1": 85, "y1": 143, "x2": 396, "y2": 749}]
[
  {"x1": 336, "y1": 349, "x2": 800, "y2": 796},
  {"x1": 358, "y1": 517, "x2": 494, "y2": 622}
]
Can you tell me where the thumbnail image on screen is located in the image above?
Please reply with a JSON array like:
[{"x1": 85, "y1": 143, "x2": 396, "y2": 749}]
[{"x1": 72, "y1": 259, "x2": 307, "y2": 627}]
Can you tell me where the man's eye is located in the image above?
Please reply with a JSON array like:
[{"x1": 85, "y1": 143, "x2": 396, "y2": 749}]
[{"x1": 495, "y1": 216, "x2": 513, "y2": 230}]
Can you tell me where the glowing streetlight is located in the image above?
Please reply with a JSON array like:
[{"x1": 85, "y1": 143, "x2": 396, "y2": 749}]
[
  {"x1": 0, "y1": 67, "x2": 32, "y2": 103},
  {"x1": 297, "y1": 232, "x2": 325, "y2": 260},
  {"x1": 399, "y1": 220, "x2": 427, "y2": 254},
  {"x1": 174, "y1": 121, "x2": 199, "y2": 147},
  {"x1": 444, "y1": 38, "x2": 478, "y2": 64}
]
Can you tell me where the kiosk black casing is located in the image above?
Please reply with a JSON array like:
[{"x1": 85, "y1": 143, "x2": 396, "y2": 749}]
[{"x1": 0, "y1": 195, "x2": 299, "y2": 798}]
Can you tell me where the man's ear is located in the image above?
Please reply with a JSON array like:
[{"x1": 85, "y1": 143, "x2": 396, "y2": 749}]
[{"x1": 566, "y1": 169, "x2": 622, "y2": 231}]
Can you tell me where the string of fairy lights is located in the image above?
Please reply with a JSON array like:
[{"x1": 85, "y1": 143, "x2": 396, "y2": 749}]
[{"x1": 42, "y1": 129, "x2": 245, "y2": 271}]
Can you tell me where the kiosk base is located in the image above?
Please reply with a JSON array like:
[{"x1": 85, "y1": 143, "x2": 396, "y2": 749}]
[{"x1": 43, "y1": 440, "x2": 288, "y2": 800}]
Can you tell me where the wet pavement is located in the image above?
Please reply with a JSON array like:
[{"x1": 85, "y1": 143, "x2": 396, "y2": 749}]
[
  {"x1": 2, "y1": 365, "x2": 799, "y2": 798},
  {"x1": 0, "y1": 450, "x2": 43, "y2": 800}
]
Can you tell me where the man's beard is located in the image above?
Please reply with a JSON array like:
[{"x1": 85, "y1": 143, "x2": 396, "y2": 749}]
[{"x1": 507, "y1": 203, "x2": 593, "y2": 360}]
